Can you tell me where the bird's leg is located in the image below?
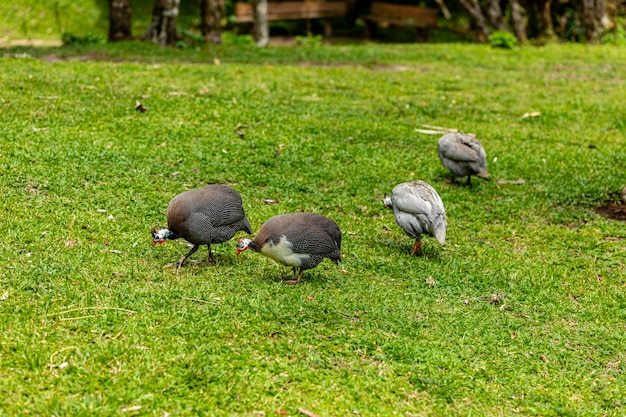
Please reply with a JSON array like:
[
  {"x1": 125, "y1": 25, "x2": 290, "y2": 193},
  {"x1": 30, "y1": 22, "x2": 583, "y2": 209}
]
[
  {"x1": 466, "y1": 175, "x2": 472, "y2": 186},
  {"x1": 166, "y1": 244, "x2": 199, "y2": 269},
  {"x1": 207, "y1": 244, "x2": 216, "y2": 265},
  {"x1": 284, "y1": 267, "x2": 303, "y2": 285},
  {"x1": 411, "y1": 240, "x2": 423, "y2": 256}
]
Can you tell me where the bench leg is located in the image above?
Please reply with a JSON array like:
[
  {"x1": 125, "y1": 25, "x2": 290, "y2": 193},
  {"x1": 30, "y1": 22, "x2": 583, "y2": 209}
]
[
  {"x1": 323, "y1": 19, "x2": 333, "y2": 37},
  {"x1": 415, "y1": 27, "x2": 429, "y2": 42},
  {"x1": 364, "y1": 20, "x2": 377, "y2": 39}
]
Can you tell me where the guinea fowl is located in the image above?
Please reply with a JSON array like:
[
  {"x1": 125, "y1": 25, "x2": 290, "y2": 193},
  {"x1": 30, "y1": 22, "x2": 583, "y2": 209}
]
[
  {"x1": 383, "y1": 180, "x2": 446, "y2": 256},
  {"x1": 437, "y1": 132, "x2": 489, "y2": 185},
  {"x1": 152, "y1": 184, "x2": 252, "y2": 268},
  {"x1": 236, "y1": 213, "x2": 342, "y2": 284}
]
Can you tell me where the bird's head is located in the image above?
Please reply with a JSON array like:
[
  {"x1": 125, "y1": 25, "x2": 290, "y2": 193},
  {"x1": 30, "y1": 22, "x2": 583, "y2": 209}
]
[
  {"x1": 151, "y1": 226, "x2": 170, "y2": 247},
  {"x1": 236, "y1": 238, "x2": 252, "y2": 255},
  {"x1": 383, "y1": 194, "x2": 393, "y2": 208}
]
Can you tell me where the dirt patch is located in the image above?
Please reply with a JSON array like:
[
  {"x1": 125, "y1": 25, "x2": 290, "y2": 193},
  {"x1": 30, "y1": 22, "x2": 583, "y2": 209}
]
[
  {"x1": 596, "y1": 201, "x2": 626, "y2": 221},
  {"x1": 0, "y1": 39, "x2": 63, "y2": 47}
]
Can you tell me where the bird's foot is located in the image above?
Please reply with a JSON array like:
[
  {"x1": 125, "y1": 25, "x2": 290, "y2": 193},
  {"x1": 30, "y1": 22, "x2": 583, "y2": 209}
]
[
  {"x1": 163, "y1": 258, "x2": 185, "y2": 269},
  {"x1": 411, "y1": 241, "x2": 423, "y2": 256},
  {"x1": 282, "y1": 279, "x2": 300, "y2": 285},
  {"x1": 208, "y1": 257, "x2": 217, "y2": 265}
]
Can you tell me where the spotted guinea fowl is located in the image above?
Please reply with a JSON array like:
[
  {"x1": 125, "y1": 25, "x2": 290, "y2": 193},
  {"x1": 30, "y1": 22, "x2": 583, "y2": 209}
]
[
  {"x1": 236, "y1": 212, "x2": 342, "y2": 284},
  {"x1": 152, "y1": 184, "x2": 252, "y2": 268},
  {"x1": 383, "y1": 180, "x2": 446, "y2": 256},
  {"x1": 437, "y1": 132, "x2": 489, "y2": 185}
]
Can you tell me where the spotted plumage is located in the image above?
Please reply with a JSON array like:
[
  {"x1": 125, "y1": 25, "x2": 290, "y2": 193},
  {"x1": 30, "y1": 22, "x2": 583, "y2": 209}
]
[
  {"x1": 437, "y1": 132, "x2": 489, "y2": 185},
  {"x1": 236, "y1": 213, "x2": 342, "y2": 284},
  {"x1": 384, "y1": 181, "x2": 446, "y2": 255},
  {"x1": 152, "y1": 184, "x2": 252, "y2": 268}
]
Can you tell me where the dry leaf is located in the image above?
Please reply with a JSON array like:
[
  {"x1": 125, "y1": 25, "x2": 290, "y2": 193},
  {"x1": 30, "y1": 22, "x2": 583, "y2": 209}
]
[
  {"x1": 511, "y1": 332, "x2": 517, "y2": 340},
  {"x1": 540, "y1": 355, "x2": 549, "y2": 363},
  {"x1": 262, "y1": 198, "x2": 279, "y2": 205},
  {"x1": 305, "y1": 295, "x2": 316, "y2": 301},
  {"x1": 520, "y1": 111, "x2": 541, "y2": 119},
  {"x1": 135, "y1": 100, "x2": 148, "y2": 112},
  {"x1": 298, "y1": 408, "x2": 320, "y2": 417},
  {"x1": 234, "y1": 123, "x2": 247, "y2": 137},
  {"x1": 213, "y1": 58, "x2": 221, "y2": 65},
  {"x1": 121, "y1": 405, "x2": 142, "y2": 412},
  {"x1": 0, "y1": 291, "x2": 8, "y2": 301},
  {"x1": 490, "y1": 293, "x2": 504, "y2": 304},
  {"x1": 425, "y1": 276, "x2": 436, "y2": 285},
  {"x1": 65, "y1": 240, "x2": 76, "y2": 248},
  {"x1": 496, "y1": 179, "x2": 526, "y2": 185}
]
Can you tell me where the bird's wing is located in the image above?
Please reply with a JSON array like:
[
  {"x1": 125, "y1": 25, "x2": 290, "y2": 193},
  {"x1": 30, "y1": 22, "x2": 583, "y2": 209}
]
[
  {"x1": 194, "y1": 189, "x2": 247, "y2": 227},
  {"x1": 440, "y1": 136, "x2": 480, "y2": 162},
  {"x1": 285, "y1": 222, "x2": 339, "y2": 255},
  {"x1": 392, "y1": 187, "x2": 434, "y2": 216}
]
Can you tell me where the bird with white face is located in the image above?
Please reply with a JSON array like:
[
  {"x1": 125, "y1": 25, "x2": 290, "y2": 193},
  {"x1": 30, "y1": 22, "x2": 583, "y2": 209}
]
[
  {"x1": 152, "y1": 184, "x2": 252, "y2": 268},
  {"x1": 236, "y1": 212, "x2": 342, "y2": 284}
]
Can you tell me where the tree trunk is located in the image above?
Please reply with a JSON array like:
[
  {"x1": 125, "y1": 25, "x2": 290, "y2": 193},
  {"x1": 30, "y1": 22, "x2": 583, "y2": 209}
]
[
  {"x1": 200, "y1": 0, "x2": 224, "y2": 44},
  {"x1": 252, "y1": 0, "x2": 269, "y2": 47},
  {"x1": 458, "y1": 0, "x2": 490, "y2": 41},
  {"x1": 541, "y1": 0, "x2": 554, "y2": 37},
  {"x1": 525, "y1": 0, "x2": 554, "y2": 41},
  {"x1": 143, "y1": 0, "x2": 180, "y2": 46},
  {"x1": 108, "y1": 0, "x2": 132, "y2": 41},
  {"x1": 583, "y1": 0, "x2": 606, "y2": 41},
  {"x1": 486, "y1": 0, "x2": 508, "y2": 31},
  {"x1": 510, "y1": 0, "x2": 527, "y2": 43}
]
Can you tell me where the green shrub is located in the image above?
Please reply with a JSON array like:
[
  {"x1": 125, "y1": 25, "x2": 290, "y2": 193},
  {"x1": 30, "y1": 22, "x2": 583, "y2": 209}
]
[
  {"x1": 488, "y1": 30, "x2": 518, "y2": 49},
  {"x1": 61, "y1": 31, "x2": 106, "y2": 45},
  {"x1": 295, "y1": 34, "x2": 324, "y2": 47}
]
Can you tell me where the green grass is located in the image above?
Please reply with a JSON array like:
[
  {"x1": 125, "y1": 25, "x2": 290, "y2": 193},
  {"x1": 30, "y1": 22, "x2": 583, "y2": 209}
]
[{"x1": 1, "y1": 42, "x2": 626, "y2": 416}]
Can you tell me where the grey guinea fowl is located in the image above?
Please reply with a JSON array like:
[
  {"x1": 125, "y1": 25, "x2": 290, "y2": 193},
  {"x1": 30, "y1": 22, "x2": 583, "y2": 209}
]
[
  {"x1": 236, "y1": 212, "x2": 342, "y2": 284},
  {"x1": 151, "y1": 184, "x2": 252, "y2": 268},
  {"x1": 383, "y1": 180, "x2": 446, "y2": 256},
  {"x1": 437, "y1": 132, "x2": 489, "y2": 185}
]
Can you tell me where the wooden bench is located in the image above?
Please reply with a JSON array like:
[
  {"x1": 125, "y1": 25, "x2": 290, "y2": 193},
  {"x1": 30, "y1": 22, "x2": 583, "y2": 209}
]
[
  {"x1": 235, "y1": 1, "x2": 348, "y2": 37},
  {"x1": 361, "y1": 2, "x2": 438, "y2": 41}
]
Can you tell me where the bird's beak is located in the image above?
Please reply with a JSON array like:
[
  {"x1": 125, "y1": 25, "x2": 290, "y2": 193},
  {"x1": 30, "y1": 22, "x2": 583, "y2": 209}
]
[
  {"x1": 152, "y1": 240, "x2": 157, "y2": 247},
  {"x1": 236, "y1": 248, "x2": 242, "y2": 256}
]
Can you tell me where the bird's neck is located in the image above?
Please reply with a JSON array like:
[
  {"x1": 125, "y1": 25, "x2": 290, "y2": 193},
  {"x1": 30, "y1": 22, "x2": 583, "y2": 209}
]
[
  {"x1": 161, "y1": 228, "x2": 178, "y2": 240},
  {"x1": 248, "y1": 240, "x2": 260, "y2": 253}
]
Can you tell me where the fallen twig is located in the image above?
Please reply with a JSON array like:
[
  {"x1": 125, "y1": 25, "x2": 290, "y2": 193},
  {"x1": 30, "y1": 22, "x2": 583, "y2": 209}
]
[
  {"x1": 58, "y1": 314, "x2": 104, "y2": 321},
  {"x1": 42, "y1": 306, "x2": 136, "y2": 318},
  {"x1": 421, "y1": 124, "x2": 458, "y2": 132},
  {"x1": 182, "y1": 297, "x2": 208, "y2": 304},
  {"x1": 298, "y1": 408, "x2": 320, "y2": 417},
  {"x1": 49, "y1": 346, "x2": 81, "y2": 368}
]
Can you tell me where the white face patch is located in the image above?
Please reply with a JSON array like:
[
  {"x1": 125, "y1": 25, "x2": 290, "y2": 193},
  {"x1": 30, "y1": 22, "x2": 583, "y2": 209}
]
[
  {"x1": 156, "y1": 228, "x2": 170, "y2": 240},
  {"x1": 261, "y1": 235, "x2": 310, "y2": 267}
]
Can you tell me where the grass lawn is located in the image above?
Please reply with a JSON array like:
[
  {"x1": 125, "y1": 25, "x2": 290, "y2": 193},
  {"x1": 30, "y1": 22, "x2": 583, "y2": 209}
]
[{"x1": 1, "y1": 41, "x2": 626, "y2": 416}]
